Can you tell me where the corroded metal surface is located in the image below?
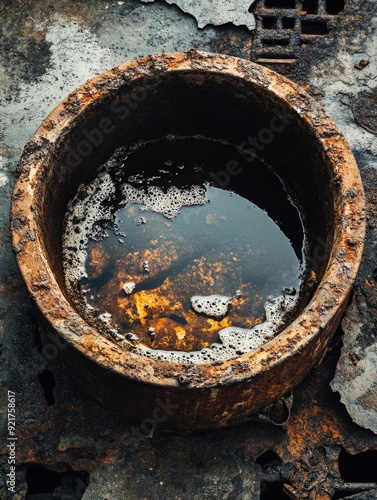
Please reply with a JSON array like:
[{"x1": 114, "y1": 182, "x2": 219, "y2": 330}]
[{"x1": 11, "y1": 50, "x2": 365, "y2": 432}]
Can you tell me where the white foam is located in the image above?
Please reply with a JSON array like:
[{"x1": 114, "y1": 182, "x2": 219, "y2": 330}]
[
  {"x1": 123, "y1": 282, "x2": 136, "y2": 294},
  {"x1": 133, "y1": 292, "x2": 298, "y2": 364},
  {"x1": 62, "y1": 159, "x2": 206, "y2": 294},
  {"x1": 191, "y1": 294, "x2": 232, "y2": 318},
  {"x1": 126, "y1": 332, "x2": 139, "y2": 342},
  {"x1": 121, "y1": 183, "x2": 207, "y2": 219},
  {"x1": 217, "y1": 294, "x2": 297, "y2": 353},
  {"x1": 98, "y1": 312, "x2": 112, "y2": 325},
  {"x1": 62, "y1": 171, "x2": 116, "y2": 289}
]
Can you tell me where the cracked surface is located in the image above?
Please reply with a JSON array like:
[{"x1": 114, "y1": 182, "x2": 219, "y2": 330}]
[
  {"x1": 331, "y1": 165, "x2": 377, "y2": 435},
  {"x1": 140, "y1": 0, "x2": 256, "y2": 30}
]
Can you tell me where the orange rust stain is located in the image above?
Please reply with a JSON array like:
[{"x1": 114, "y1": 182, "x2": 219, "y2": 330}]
[
  {"x1": 134, "y1": 290, "x2": 176, "y2": 325},
  {"x1": 80, "y1": 90, "x2": 104, "y2": 104},
  {"x1": 167, "y1": 53, "x2": 189, "y2": 70},
  {"x1": 88, "y1": 245, "x2": 111, "y2": 279},
  {"x1": 286, "y1": 404, "x2": 342, "y2": 458},
  {"x1": 206, "y1": 317, "x2": 231, "y2": 332},
  {"x1": 80, "y1": 331, "x2": 122, "y2": 354}
]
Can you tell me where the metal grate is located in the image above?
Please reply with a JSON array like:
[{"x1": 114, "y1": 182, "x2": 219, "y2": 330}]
[{"x1": 251, "y1": 0, "x2": 344, "y2": 64}]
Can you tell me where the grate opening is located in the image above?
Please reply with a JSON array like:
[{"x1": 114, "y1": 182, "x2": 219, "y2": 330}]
[
  {"x1": 326, "y1": 0, "x2": 345, "y2": 15},
  {"x1": 257, "y1": 53, "x2": 296, "y2": 59},
  {"x1": 26, "y1": 465, "x2": 61, "y2": 495},
  {"x1": 256, "y1": 450, "x2": 283, "y2": 469},
  {"x1": 301, "y1": 20, "x2": 330, "y2": 35},
  {"x1": 303, "y1": 0, "x2": 318, "y2": 14},
  {"x1": 256, "y1": 56, "x2": 297, "y2": 64},
  {"x1": 265, "y1": 0, "x2": 296, "y2": 8},
  {"x1": 339, "y1": 449, "x2": 377, "y2": 483},
  {"x1": 261, "y1": 482, "x2": 292, "y2": 499},
  {"x1": 26, "y1": 464, "x2": 89, "y2": 498},
  {"x1": 252, "y1": 0, "x2": 342, "y2": 63},
  {"x1": 262, "y1": 16, "x2": 278, "y2": 28},
  {"x1": 282, "y1": 17, "x2": 296, "y2": 29},
  {"x1": 38, "y1": 369, "x2": 56, "y2": 406},
  {"x1": 262, "y1": 38, "x2": 290, "y2": 46}
]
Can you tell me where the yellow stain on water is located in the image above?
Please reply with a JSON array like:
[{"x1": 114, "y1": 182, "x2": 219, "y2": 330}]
[
  {"x1": 133, "y1": 291, "x2": 172, "y2": 324},
  {"x1": 175, "y1": 326, "x2": 186, "y2": 340},
  {"x1": 206, "y1": 317, "x2": 231, "y2": 332}
]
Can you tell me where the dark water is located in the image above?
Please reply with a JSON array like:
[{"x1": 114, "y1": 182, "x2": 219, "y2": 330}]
[{"x1": 67, "y1": 136, "x2": 305, "y2": 352}]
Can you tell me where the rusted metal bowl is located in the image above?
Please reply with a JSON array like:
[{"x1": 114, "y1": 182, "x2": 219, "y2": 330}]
[{"x1": 11, "y1": 50, "x2": 365, "y2": 432}]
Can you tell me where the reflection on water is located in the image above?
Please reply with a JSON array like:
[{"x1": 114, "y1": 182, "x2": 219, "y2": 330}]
[{"x1": 63, "y1": 136, "x2": 306, "y2": 362}]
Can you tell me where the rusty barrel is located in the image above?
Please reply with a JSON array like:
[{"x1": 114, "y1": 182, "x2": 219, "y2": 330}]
[{"x1": 11, "y1": 51, "x2": 365, "y2": 432}]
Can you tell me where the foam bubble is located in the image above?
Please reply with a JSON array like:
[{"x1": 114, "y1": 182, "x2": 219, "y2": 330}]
[
  {"x1": 98, "y1": 312, "x2": 112, "y2": 325},
  {"x1": 191, "y1": 295, "x2": 232, "y2": 319},
  {"x1": 121, "y1": 183, "x2": 207, "y2": 219},
  {"x1": 126, "y1": 332, "x2": 139, "y2": 342},
  {"x1": 217, "y1": 294, "x2": 297, "y2": 353},
  {"x1": 133, "y1": 292, "x2": 298, "y2": 364},
  {"x1": 123, "y1": 282, "x2": 136, "y2": 295},
  {"x1": 62, "y1": 171, "x2": 116, "y2": 289}
]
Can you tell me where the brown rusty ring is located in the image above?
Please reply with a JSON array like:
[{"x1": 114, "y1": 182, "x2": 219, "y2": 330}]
[{"x1": 11, "y1": 50, "x2": 365, "y2": 432}]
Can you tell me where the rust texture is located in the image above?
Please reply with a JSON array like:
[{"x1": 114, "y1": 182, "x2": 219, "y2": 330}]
[
  {"x1": 251, "y1": 0, "x2": 344, "y2": 65},
  {"x1": 11, "y1": 50, "x2": 365, "y2": 433}
]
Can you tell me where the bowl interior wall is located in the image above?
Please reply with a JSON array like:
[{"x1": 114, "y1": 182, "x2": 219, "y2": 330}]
[{"x1": 37, "y1": 72, "x2": 335, "y2": 307}]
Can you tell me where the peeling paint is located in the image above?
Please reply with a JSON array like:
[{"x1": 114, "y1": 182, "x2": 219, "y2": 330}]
[
  {"x1": 309, "y1": 14, "x2": 377, "y2": 168},
  {"x1": 141, "y1": 0, "x2": 256, "y2": 30},
  {"x1": 331, "y1": 293, "x2": 377, "y2": 434},
  {"x1": 0, "y1": 156, "x2": 8, "y2": 188}
]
